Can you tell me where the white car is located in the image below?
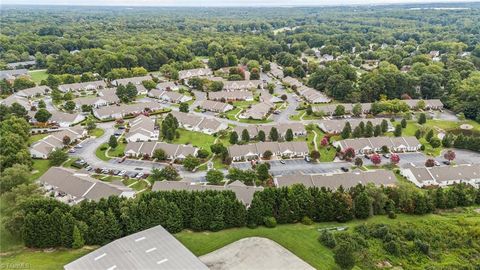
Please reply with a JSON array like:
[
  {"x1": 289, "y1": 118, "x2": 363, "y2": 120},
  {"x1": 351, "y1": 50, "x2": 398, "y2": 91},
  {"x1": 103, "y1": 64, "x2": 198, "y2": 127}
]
[
  {"x1": 136, "y1": 172, "x2": 144, "y2": 179},
  {"x1": 118, "y1": 170, "x2": 127, "y2": 176}
]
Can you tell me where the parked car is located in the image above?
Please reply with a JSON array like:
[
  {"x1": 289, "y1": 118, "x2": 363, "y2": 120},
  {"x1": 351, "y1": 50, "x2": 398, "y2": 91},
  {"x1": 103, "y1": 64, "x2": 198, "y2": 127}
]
[
  {"x1": 135, "y1": 167, "x2": 143, "y2": 171},
  {"x1": 364, "y1": 154, "x2": 370, "y2": 159},
  {"x1": 280, "y1": 160, "x2": 286, "y2": 164},
  {"x1": 85, "y1": 166, "x2": 93, "y2": 171},
  {"x1": 304, "y1": 156, "x2": 311, "y2": 162},
  {"x1": 74, "y1": 144, "x2": 83, "y2": 149},
  {"x1": 127, "y1": 172, "x2": 138, "y2": 178},
  {"x1": 136, "y1": 172, "x2": 144, "y2": 179},
  {"x1": 118, "y1": 170, "x2": 127, "y2": 176},
  {"x1": 341, "y1": 167, "x2": 349, "y2": 172},
  {"x1": 68, "y1": 149, "x2": 76, "y2": 153},
  {"x1": 112, "y1": 170, "x2": 120, "y2": 175},
  {"x1": 383, "y1": 153, "x2": 390, "y2": 158},
  {"x1": 443, "y1": 160, "x2": 451, "y2": 165}
]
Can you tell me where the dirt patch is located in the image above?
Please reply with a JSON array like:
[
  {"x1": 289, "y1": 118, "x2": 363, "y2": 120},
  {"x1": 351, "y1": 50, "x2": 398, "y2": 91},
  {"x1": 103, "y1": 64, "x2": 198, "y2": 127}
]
[
  {"x1": 199, "y1": 237, "x2": 315, "y2": 270},
  {"x1": 474, "y1": 208, "x2": 480, "y2": 214}
]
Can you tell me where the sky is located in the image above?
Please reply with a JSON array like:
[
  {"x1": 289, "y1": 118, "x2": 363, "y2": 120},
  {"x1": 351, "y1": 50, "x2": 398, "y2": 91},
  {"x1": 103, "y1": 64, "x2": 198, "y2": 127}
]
[{"x1": 1, "y1": 0, "x2": 477, "y2": 7}]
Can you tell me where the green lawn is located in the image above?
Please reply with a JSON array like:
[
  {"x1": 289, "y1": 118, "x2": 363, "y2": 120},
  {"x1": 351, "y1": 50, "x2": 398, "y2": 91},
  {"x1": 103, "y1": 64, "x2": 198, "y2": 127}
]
[
  {"x1": 226, "y1": 107, "x2": 242, "y2": 121},
  {"x1": 172, "y1": 129, "x2": 216, "y2": 150},
  {"x1": 28, "y1": 69, "x2": 48, "y2": 84},
  {"x1": 88, "y1": 128, "x2": 105, "y2": 138},
  {"x1": 28, "y1": 133, "x2": 48, "y2": 144},
  {"x1": 95, "y1": 143, "x2": 110, "y2": 161},
  {"x1": 30, "y1": 159, "x2": 51, "y2": 180},
  {"x1": 176, "y1": 210, "x2": 480, "y2": 270},
  {"x1": 96, "y1": 142, "x2": 126, "y2": 161}
]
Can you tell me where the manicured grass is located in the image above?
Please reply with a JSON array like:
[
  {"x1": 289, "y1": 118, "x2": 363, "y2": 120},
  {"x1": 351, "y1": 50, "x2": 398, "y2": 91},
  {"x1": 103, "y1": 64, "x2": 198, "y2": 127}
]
[
  {"x1": 30, "y1": 159, "x2": 51, "y2": 180},
  {"x1": 0, "y1": 247, "x2": 94, "y2": 270},
  {"x1": 95, "y1": 143, "x2": 110, "y2": 161},
  {"x1": 232, "y1": 100, "x2": 257, "y2": 108},
  {"x1": 172, "y1": 129, "x2": 216, "y2": 150},
  {"x1": 96, "y1": 142, "x2": 126, "y2": 161},
  {"x1": 28, "y1": 69, "x2": 48, "y2": 84},
  {"x1": 176, "y1": 210, "x2": 480, "y2": 270},
  {"x1": 226, "y1": 107, "x2": 242, "y2": 121},
  {"x1": 319, "y1": 147, "x2": 337, "y2": 162},
  {"x1": 237, "y1": 118, "x2": 273, "y2": 124},
  {"x1": 28, "y1": 133, "x2": 48, "y2": 144},
  {"x1": 88, "y1": 128, "x2": 105, "y2": 138}
]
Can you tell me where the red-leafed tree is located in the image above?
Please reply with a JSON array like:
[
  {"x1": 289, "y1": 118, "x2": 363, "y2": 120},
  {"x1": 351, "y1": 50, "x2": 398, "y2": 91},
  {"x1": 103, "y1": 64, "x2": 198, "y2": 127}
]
[
  {"x1": 390, "y1": 153, "x2": 400, "y2": 165},
  {"x1": 425, "y1": 158, "x2": 435, "y2": 167},
  {"x1": 371, "y1": 154, "x2": 382, "y2": 166},
  {"x1": 443, "y1": 150, "x2": 456, "y2": 162},
  {"x1": 344, "y1": 147, "x2": 356, "y2": 161},
  {"x1": 321, "y1": 137, "x2": 329, "y2": 147}
]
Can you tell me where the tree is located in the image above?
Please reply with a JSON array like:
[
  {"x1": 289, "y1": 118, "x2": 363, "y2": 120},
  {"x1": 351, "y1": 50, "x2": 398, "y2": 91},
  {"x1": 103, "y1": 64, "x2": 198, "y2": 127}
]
[
  {"x1": 401, "y1": 118, "x2": 407, "y2": 128},
  {"x1": 153, "y1": 148, "x2": 167, "y2": 161},
  {"x1": 257, "y1": 130, "x2": 266, "y2": 142},
  {"x1": 390, "y1": 153, "x2": 400, "y2": 165},
  {"x1": 320, "y1": 137, "x2": 329, "y2": 147},
  {"x1": 285, "y1": 129, "x2": 294, "y2": 141},
  {"x1": 183, "y1": 155, "x2": 200, "y2": 171},
  {"x1": 241, "y1": 129, "x2": 250, "y2": 142},
  {"x1": 0, "y1": 164, "x2": 30, "y2": 193},
  {"x1": 344, "y1": 147, "x2": 355, "y2": 161},
  {"x1": 85, "y1": 119, "x2": 97, "y2": 131},
  {"x1": 352, "y1": 103, "x2": 362, "y2": 117},
  {"x1": 179, "y1": 102, "x2": 189, "y2": 113},
  {"x1": 310, "y1": 150, "x2": 320, "y2": 161},
  {"x1": 354, "y1": 157, "x2": 363, "y2": 167},
  {"x1": 418, "y1": 113, "x2": 427, "y2": 124},
  {"x1": 62, "y1": 136, "x2": 71, "y2": 146},
  {"x1": 371, "y1": 154, "x2": 381, "y2": 166},
  {"x1": 197, "y1": 149, "x2": 209, "y2": 159},
  {"x1": 425, "y1": 158, "x2": 435, "y2": 167},
  {"x1": 443, "y1": 150, "x2": 456, "y2": 162},
  {"x1": 381, "y1": 119, "x2": 389, "y2": 133},
  {"x1": 319, "y1": 230, "x2": 336, "y2": 248},
  {"x1": 354, "y1": 192, "x2": 372, "y2": 219},
  {"x1": 229, "y1": 131, "x2": 239, "y2": 144},
  {"x1": 341, "y1": 122, "x2": 351, "y2": 139},
  {"x1": 263, "y1": 150, "x2": 273, "y2": 159},
  {"x1": 374, "y1": 125, "x2": 381, "y2": 137},
  {"x1": 334, "y1": 105, "x2": 345, "y2": 116},
  {"x1": 49, "y1": 149, "x2": 68, "y2": 166},
  {"x1": 64, "y1": 100, "x2": 76, "y2": 112},
  {"x1": 161, "y1": 114, "x2": 178, "y2": 141},
  {"x1": 10, "y1": 103, "x2": 28, "y2": 119},
  {"x1": 256, "y1": 163, "x2": 270, "y2": 182},
  {"x1": 160, "y1": 165, "x2": 179, "y2": 180},
  {"x1": 416, "y1": 100, "x2": 426, "y2": 110},
  {"x1": 269, "y1": 127, "x2": 279, "y2": 141},
  {"x1": 364, "y1": 121, "x2": 373, "y2": 137},
  {"x1": 34, "y1": 109, "x2": 52, "y2": 123},
  {"x1": 38, "y1": 100, "x2": 46, "y2": 109},
  {"x1": 442, "y1": 134, "x2": 453, "y2": 147},
  {"x1": 108, "y1": 135, "x2": 118, "y2": 149},
  {"x1": 394, "y1": 124, "x2": 402, "y2": 137},
  {"x1": 206, "y1": 169, "x2": 224, "y2": 185},
  {"x1": 13, "y1": 77, "x2": 35, "y2": 90},
  {"x1": 425, "y1": 129, "x2": 434, "y2": 142},
  {"x1": 334, "y1": 243, "x2": 355, "y2": 270},
  {"x1": 352, "y1": 126, "x2": 362, "y2": 138},
  {"x1": 415, "y1": 129, "x2": 422, "y2": 139},
  {"x1": 430, "y1": 137, "x2": 441, "y2": 148},
  {"x1": 72, "y1": 225, "x2": 84, "y2": 249}
]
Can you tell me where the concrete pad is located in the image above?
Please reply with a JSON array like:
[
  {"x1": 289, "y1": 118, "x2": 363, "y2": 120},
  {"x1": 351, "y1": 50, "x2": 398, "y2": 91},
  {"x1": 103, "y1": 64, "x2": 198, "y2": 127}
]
[{"x1": 199, "y1": 237, "x2": 315, "y2": 270}]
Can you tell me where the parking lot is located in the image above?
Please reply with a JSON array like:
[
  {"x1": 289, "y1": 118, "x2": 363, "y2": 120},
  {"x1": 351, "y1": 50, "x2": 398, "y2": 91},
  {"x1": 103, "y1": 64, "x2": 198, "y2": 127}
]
[{"x1": 232, "y1": 158, "x2": 349, "y2": 176}]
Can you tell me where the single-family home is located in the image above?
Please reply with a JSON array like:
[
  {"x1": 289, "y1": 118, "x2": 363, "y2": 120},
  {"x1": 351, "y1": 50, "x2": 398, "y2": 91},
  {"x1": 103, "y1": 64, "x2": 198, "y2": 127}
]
[
  {"x1": 148, "y1": 89, "x2": 192, "y2": 103},
  {"x1": 282, "y1": 76, "x2": 303, "y2": 88},
  {"x1": 125, "y1": 141, "x2": 197, "y2": 160},
  {"x1": 74, "y1": 96, "x2": 109, "y2": 109},
  {"x1": 223, "y1": 80, "x2": 263, "y2": 91},
  {"x1": 169, "y1": 111, "x2": 228, "y2": 134},
  {"x1": 239, "y1": 102, "x2": 273, "y2": 120},
  {"x1": 275, "y1": 169, "x2": 397, "y2": 190},
  {"x1": 259, "y1": 90, "x2": 283, "y2": 103},
  {"x1": 178, "y1": 68, "x2": 212, "y2": 80},
  {"x1": 6, "y1": 60, "x2": 36, "y2": 69},
  {"x1": 16, "y1": 86, "x2": 51, "y2": 98},
  {"x1": 58, "y1": 80, "x2": 106, "y2": 93},
  {"x1": 209, "y1": 90, "x2": 253, "y2": 102},
  {"x1": 30, "y1": 126, "x2": 87, "y2": 159},
  {"x1": 125, "y1": 115, "x2": 159, "y2": 142},
  {"x1": 297, "y1": 86, "x2": 331, "y2": 103},
  {"x1": 93, "y1": 102, "x2": 163, "y2": 120},
  {"x1": 228, "y1": 141, "x2": 309, "y2": 161},
  {"x1": 48, "y1": 111, "x2": 85, "y2": 127},
  {"x1": 199, "y1": 100, "x2": 233, "y2": 113},
  {"x1": 333, "y1": 136, "x2": 421, "y2": 154},
  {"x1": 269, "y1": 63, "x2": 284, "y2": 79},
  {"x1": 401, "y1": 164, "x2": 480, "y2": 188},
  {"x1": 0, "y1": 69, "x2": 29, "y2": 83},
  {"x1": 112, "y1": 75, "x2": 152, "y2": 87},
  {"x1": 156, "y1": 81, "x2": 180, "y2": 91},
  {"x1": 97, "y1": 88, "x2": 121, "y2": 104},
  {"x1": 0, "y1": 94, "x2": 30, "y2": 109},
  {"x1": 38, "y1": 167, "x2": 134, "y2": 205},
  {"x1": 313, "y1": 103, "x2": 373, "y2": 116}
]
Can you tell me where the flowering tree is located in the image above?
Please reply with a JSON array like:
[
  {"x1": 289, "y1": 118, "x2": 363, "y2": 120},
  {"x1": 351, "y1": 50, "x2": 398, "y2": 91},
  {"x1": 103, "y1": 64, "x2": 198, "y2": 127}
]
[
  {"x1": 371, "y1": 154, "x2": 382, "y2": 166},
  {"x1": 321, "y1": 137, "x2": 329, "y2": 147},
  {"x1": 390, "y1": 153, "x2": 400, "y2": 165},
  {"x1": 344, "y1": 147, "x2": 356, "y2": 161},
  {"x1": 425, "y1": 158, "x2": 435, "y2": 167},
  {"x1": 443, "y1": 150, "x2": 456, "y2": 162}
]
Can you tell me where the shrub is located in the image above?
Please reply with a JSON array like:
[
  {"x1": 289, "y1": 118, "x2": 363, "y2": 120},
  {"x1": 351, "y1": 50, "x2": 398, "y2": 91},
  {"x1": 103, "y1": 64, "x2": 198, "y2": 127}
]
[
  {"x1": 415, "y1": 239, "x2": 430, "y2": 255},
  {"x1": 405, "y1": 229, "x2": 416, "y2": 241},
  {"x1": 388, "y1": 211, "x2": 397, "y2": 219},
  {"x1": 319, "y1": 230, "x2": 337, "y2": 248},
  {"x1": 263, "y1": 216, "x2": 277, "y2": 228},
  {"x1": 354, "y1": 224, "x2": 369, "y2": 236},
  {"x1": 301, "y1": 216, "x2": 314, "y2": 225},
  {"x1": 384, "y1": 240, "x2": 399, "y2": 255}
]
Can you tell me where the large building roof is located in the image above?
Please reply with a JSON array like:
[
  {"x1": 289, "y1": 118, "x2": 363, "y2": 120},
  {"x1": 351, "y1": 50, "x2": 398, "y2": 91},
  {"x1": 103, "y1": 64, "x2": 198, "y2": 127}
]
[{"x1": 64, "y1": 225, "x2": 208, "y2": 270}]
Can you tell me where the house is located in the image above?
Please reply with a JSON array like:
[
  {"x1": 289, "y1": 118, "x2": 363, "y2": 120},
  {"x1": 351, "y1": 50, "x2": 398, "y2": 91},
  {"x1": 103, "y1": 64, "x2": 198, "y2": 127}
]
[
  {"x1": 148, "y1": 89, "x2": 192, "y2": 103},
  {"x1": 125, "y1": 141, "x2": 197, "y2": 160},
  {"x1": 64, "y1": 225, "x2": 208, "y2": 270},
  {"x1": 319, "y1": 54, "x2": 334, "y2": 63},
  {"x1": 73, "y1": 96, "x2": 109, "y2": 109},
  {"x1": 156, "y1": 81, "x2": 180, "y2": 91},
  {"x1": 125, "y1": 115, "x2": 159, "y2": 142},
  {"x1": 0, "y1": 69, "x2": 29, "y2": 82},
  {"x1": 297, "y1": 86, "x2": 331, "y2": 103},
  {"x1": 282, "y1": 76, "x2": 303, "y2": 88},
  {"x1": 178, "y1": 68, "x2": 212, "y2": 80},
  {"x1": 223, "y1": 80, "x2": 263, "y2": 91},
  {"x1": 403, "y1": 99, "x2": 444, "y2": 110},
  {"x1": 239, "y1": 102, "x2": 274, "y2": 120},
  {"x1": 199, "y1": 100, "x2": 233, "y2": 113},
  {"x1": 97, "y1": 88, "x2": 120, "y2": 104},
  {"x1": 313, "y1": 103, "x2": 372, "y2": 116},
  {"x1": 112, "y1": 75, "x2": 152, "y2": 87},
  {"x1": 275, "y1": 169, "x2": 397, "y2": 190},
  {"x1": 152, "y1": 180, "x2": 263, "y2": 206},
  {"x1": 317, "y1": 118, "x2": 392, "y2": 134},
  {"x1": 93, "y1": 102, "x2": 163, "y2": 120},
  {"x1": 209, "y1": 90, "x2": 253, "y2": 102},
  {"x1": 269, "y1": 62, "x2": 284, "y2": 79},
  {"x1": 259, "y1": 90, "x2": 282, "y2": 103},
  {"x1": 233, "y1": 123, "x2": 306, "y2": 140},
  {"x1": 0, "y1": 94, "x2": 30, "y2": 109},
  {"x1": 47, "y1": 111, "x2": 85, "y2": 127},
  {"x1": 228, "y1": 141, "x2": 309, "y2": 161},
  {"x1": 16, "y1": 86, "x2": 50, "y2": 98},
  {"x1": 58, "y1": 80, "x2": 106, "y2": 93},
  {"x1": 169, "y1": 111, "x2": 228, "y2": 135},
  {"x1": 39, "y1": 167, "x2": 134, "y2": 205},
  {"x1": 401, "y1": 164, "x2": 480, "y2": 188},
  {"x1": 30, "y1": 126, "x2": 87, "y2": 159},
  {"x1": 6, "y1": 60, "x2": 36, "y2": 69},
  {"x1": 333, "y1": 136, "x2": 421, "y2": 154}
]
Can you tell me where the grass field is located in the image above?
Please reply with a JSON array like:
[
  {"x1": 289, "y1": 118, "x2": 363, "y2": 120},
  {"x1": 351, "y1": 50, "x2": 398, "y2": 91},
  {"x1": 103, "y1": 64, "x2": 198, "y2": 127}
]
[
  {"x1": 172, "y1": 129, "x2": 216, "y2": 150},
  {"x1": 88, "y1": 128, "x2": 105, "y2": 138},
  {"x1": 28, "y1": 69, "x2": 48, "y2": 84},
  {"x1": 30, "y1": 159, "x2": 51, "y2": 180},
  {"x1": 28, "y1": 133, "x2": 48, "y2": 144}
]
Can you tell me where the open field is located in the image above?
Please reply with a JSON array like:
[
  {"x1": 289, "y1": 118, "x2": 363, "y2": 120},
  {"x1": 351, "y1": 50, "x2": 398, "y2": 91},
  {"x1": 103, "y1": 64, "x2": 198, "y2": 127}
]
[{"x1": 28, "y1": 69, "x2": 48, "y2": 84}]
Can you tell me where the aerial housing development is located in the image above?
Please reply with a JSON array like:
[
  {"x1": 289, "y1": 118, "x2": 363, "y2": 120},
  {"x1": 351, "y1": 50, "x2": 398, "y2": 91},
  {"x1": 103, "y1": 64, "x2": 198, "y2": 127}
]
[{"x1": 0, "y1": 3, "x2": 480, "y2": 270}]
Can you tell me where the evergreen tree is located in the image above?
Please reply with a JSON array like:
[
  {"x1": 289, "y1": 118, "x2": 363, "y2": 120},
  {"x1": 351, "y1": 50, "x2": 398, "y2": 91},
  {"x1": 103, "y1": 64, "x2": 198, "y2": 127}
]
[
  {"x1": 334, "y1": 243, "x2": 355, "y2": 270},
  {"x1": 394, "y1": 124, "x2": 402, "y2": 137},
  {"x1": 229, "y1": 131, "x2": 239, "y2": 144},
  {"x1": 285, "y1": 128, "x2": 294, "y2": 141},
  {"x1": 257, "y1": 130, "x2": 266, "y2": 142},
  {"x1": 381, "y1": 119, "x2": 389, "y2": 133},
  {"x1": 108, "y1": 135, "x2": 118, "y2": 149},
  {"x1": 241, "y1": 129, "x2": 250, "y2": 142},
  {"x1": 354, "y1": 192, "x2": 372, "y2": 219},
  {"x1": 72, "y1": 225, "x2": 85, "y2": 249},
  {"x1": 341, "y1": 122, "x2": 351, "y2": 139},
  {"x1": 418, "y1": 113, "x2": 427, "y2": 124},
  {"x1": 352, "y1": 126, "x2": 362, "y2": 138},
  {"x1": 425, "y1": 129, "x2": 434, "y2": 142},
  {"x1": 401, "y1": 118, "x2": 407, "y2": 128},
  {"x1": 358, "y1": 121, "x2": 365, "y2": 134},
  {"x1": 364, "y1": 121, "x2": 373, "y2": 137},
  {"x1": 374, "y1": 125, "x2": 381, "y2": 137},
  {"x1": 269, "y1": 127, "x2": 279, "y2": 141}
]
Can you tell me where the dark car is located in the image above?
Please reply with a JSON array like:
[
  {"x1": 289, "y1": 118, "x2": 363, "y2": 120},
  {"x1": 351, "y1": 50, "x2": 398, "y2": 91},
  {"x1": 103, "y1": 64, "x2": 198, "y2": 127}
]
[
  {"x1": 443, "y1": 160, "x2": 451, "y2": 165},
  {"x1": 340, "y1": 167, "x2": 349, "y2": 172},
  {"x1": 364, "y1": 154, "x2": 370, "y2": 159}
]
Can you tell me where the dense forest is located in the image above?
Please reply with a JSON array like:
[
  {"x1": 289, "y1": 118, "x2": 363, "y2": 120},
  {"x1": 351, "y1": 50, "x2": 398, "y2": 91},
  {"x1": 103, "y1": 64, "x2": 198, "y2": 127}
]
[{"x1": 1, "y1": 4, "x2": 480, "y2": 120}]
